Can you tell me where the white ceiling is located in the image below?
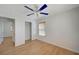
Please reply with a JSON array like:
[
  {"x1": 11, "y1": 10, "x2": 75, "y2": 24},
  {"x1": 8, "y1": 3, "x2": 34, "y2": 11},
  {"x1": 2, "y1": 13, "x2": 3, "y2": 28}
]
[
  {"x1": 48, "y1": 4, "x2": 79, "y2": 15},
  {"x1": 0, "y1": 4, "x2": 79, "y2": 20}
]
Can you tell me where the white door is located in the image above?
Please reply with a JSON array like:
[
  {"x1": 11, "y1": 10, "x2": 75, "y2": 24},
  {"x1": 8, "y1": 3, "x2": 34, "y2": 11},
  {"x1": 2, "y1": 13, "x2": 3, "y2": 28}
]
[
  {"x1": 0, "y1": 22, "x2": 4, "y2": 37},
  {"x1": 0, "y1": 22, "x2": 4, "y2": 44},
  {"x1": 25, "y1": 22, "x2": 31, "y2": 40},
  {"x1": 4, "y1": 22, "x2": 13, "y2": 37}
]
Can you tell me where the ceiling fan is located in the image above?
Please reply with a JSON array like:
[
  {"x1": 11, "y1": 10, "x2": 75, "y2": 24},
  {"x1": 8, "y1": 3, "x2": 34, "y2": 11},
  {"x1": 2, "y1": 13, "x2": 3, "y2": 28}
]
[{"x1": 24, "y1": 4, "x2": 48, "y2": 16}]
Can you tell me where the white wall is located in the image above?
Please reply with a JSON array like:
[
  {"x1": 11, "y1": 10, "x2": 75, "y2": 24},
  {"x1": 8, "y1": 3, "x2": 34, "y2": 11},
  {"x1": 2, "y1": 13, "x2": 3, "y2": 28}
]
[
  {"x1": 37, "y1": 7, "x2": 79, "y2": 53},
  {"x1": 32, "y1": 20, "x2": 38, "y2": 40},
  {"x1": 15, "y1": 16, "x2": 25, "y2": 46}
]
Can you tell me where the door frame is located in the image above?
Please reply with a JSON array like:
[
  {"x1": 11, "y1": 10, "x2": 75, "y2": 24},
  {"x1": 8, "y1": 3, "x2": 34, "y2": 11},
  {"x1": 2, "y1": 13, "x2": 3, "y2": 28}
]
[{"x1": 25, "y1": 22, "x2": 32, "y2": 41}]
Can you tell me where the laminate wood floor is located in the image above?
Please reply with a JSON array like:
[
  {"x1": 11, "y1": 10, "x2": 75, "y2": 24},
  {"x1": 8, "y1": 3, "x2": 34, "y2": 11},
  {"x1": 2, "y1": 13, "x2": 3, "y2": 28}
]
[{"x1": 0, "y1": 37, "x2": 78, "y2": 55}]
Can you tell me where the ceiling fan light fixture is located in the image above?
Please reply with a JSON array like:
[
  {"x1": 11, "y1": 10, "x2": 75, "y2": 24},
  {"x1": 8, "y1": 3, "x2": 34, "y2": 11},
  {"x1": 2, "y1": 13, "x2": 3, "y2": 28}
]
[{"x1": 24, "y1": 4, "x2": 48, "y2": 16}]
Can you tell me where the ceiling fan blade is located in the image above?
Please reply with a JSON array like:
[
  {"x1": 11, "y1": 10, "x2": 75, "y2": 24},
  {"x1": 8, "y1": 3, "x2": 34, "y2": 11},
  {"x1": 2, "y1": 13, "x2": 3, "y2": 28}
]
[
  {"x1": 27, "y1": 13, "x2": 34, "y2": 16},
  {"x1": 40, "y1": 12, "x2": 48, "y2": 15},
  {"x1": 38, "y1": 4, "x2": 47, "y2": 11},
  {"x1": 24, "y1": 6, "x2": 34, "y2": 11}
]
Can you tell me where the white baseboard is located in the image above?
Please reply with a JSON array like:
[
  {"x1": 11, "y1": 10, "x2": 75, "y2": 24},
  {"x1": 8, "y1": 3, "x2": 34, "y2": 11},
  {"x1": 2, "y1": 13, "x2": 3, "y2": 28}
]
[
  {"x1": 38, "y1": 39, "x2": 79, "y2": 53},
  {"x1": 0, "y1": 42, "x2": 1, "y2": 44},
  {"x1": 0, "y1": 37, "x2": 3, "y2": 44},
  {"x1": 15, "y1": 40, "x2": 25, "y2": 47}
]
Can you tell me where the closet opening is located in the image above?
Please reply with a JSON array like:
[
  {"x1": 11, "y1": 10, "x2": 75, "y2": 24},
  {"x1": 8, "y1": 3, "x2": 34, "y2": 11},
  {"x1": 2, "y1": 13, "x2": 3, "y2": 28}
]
[
  {"x1": 0, "y1": 16, "x2": 15, "y2": 47},
  {"x1": 25, "y1": 22, "x2": 32, "y2": 43}
]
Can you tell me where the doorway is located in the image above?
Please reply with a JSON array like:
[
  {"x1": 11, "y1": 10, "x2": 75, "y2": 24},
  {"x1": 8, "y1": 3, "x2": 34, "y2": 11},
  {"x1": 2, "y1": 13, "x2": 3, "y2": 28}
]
[
  {"x1": 0, "y1": 17, "x2": 15, "y2": 47},
  {"x1": 25, "y1": 22, "x2": 32, "y2": 43},
  {"x1": 0, "y1": 21, "x2": 4, "y2": 44}
]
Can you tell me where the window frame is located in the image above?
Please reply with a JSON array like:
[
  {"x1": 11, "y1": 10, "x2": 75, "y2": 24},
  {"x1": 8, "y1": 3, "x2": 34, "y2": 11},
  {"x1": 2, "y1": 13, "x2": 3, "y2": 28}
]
[{"x1": 38, "y1": 21, "x2": 46, "y2": 36}]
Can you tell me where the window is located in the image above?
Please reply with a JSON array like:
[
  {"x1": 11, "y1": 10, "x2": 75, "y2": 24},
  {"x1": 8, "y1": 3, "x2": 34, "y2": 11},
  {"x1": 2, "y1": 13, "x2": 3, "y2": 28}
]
[{"x1": 39, "y1": 22, "x2": 46, "y2": 36}]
